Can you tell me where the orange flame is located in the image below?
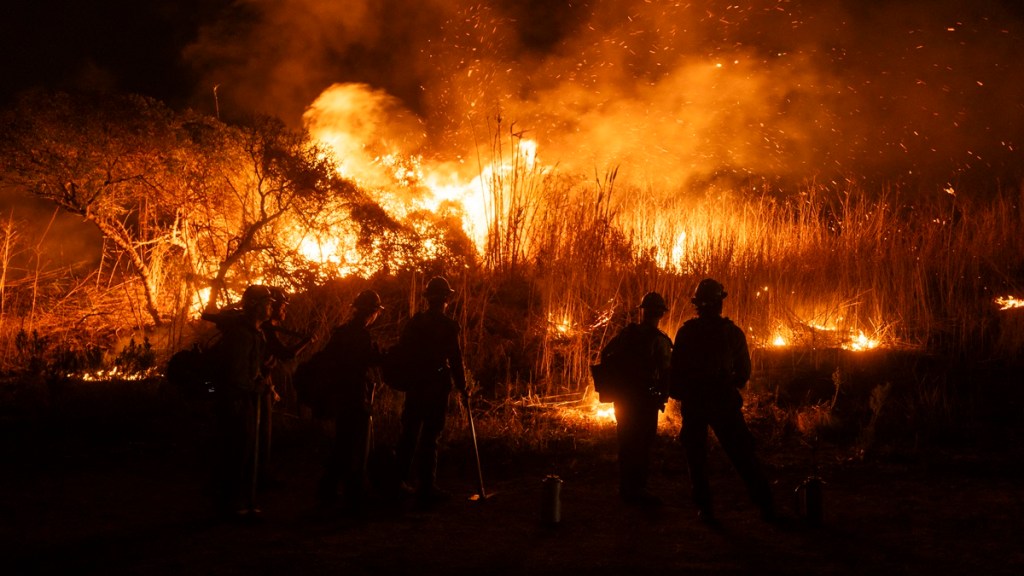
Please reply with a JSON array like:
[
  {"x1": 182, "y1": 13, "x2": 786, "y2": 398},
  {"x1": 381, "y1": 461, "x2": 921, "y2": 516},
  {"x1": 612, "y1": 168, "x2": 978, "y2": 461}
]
[
  {"x1": 304, "y1": 83, "x2": 551, "y2": 266},
  {"x1": 996, "y1": 296, "x2": 1024, "y2": 310}
]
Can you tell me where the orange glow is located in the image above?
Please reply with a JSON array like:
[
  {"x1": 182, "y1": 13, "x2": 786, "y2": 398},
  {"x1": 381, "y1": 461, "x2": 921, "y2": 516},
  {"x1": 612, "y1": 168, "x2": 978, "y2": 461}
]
[
  {"x1": 809, "y1": 322, "x2": 839, "y2": 332},
  {"x1": 656, "y1": 230, "x2": 688, "y2": 270},
  {"x1": 189, "y1": 287, "x2": 212, "y2": 318},
  {"x1": 548, "y1": 312, "x2": 576, "y2": 338},
  {"x1": 306, "y1": 83, "x2": 550, "y2": 260},
  {"x1": 845, "y1": 330, "x2": 880, "y2": 352},
  {"x1": 593, "y1": 403, "x2": 616, "y2": 422},
  {"x1": 280, "y1": 222, "x2": 366, "y2": 278},
  {"x1": 77, "y1": 367, "x2": 155, "y2": 382},
  {"x1": 303, "y1": 83, "x2": 424, "y2": 188},
  {"x1": 996, "y1": 296, "x2": 1024, "y2": 310},
  {"x1": 295, "y1": 83, "x2": 915, "y2": 361}
]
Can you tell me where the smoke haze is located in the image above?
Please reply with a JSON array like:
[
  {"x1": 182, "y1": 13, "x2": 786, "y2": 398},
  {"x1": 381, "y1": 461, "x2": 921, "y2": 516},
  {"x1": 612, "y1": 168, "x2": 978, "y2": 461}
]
[{"x1": 187, "y1": 0, "x2": 1024, "y2": 189}]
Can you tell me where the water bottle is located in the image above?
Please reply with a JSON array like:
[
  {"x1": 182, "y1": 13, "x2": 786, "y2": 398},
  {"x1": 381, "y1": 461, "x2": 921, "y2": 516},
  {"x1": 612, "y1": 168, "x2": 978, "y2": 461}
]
[{"x1": 542, "y1": 475, "x2": 563, "y2": 525}]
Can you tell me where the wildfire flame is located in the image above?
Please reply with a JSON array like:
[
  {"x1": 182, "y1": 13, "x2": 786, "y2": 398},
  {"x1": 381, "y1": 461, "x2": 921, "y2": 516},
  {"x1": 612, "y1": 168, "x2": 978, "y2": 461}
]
[
  {"x1": 190, "y1": 287, "x2": 212, "y2": 317},
  {"x1": 846, "y1": 330, "x2": 880, "y2": 352},
  {"x1": 76, "y1": 367, "x2": 156, "y2": 382},
  {"x1": 761, "y1": 322, "x2": 883, "y2": 351},
  {"x1": 548, "y1": 313, "x2": 575, "y2": 338},
  {"x1": 996, "y1": 296, "x2": 1024, "y2": 310},
  {"x1": 300, "y1": 82, "x2": 556, "y2": 269},
  {"x1": 656, "y1": 230, "x2": 689, "y2": 271},
  {"x1": 593, "y1": 403, "x2": 616, "y2": 422},
  {"x1": 231, "y1": 81, "x2": 916, "y2": 361}
]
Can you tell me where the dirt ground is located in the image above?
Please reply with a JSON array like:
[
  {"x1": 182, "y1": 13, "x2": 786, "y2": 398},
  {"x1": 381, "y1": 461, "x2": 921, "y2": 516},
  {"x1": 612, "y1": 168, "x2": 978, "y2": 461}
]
[{"x1": 2, "y1": 387, "x2": 1023, "y2": 576}]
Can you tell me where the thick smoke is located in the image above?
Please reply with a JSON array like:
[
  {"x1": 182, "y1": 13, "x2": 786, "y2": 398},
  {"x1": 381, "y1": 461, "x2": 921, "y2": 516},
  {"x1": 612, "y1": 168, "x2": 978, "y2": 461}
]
[
  {"x1": 187, "y1": 0, "x2": 1024, "y2": 190},
  {"x1": 185, "y1": 0, "x2": 452, "y2": 122}
]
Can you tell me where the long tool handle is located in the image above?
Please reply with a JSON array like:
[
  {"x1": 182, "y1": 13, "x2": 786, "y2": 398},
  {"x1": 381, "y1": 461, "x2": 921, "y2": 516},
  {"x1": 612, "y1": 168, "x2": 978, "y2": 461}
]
[
  {"x1": 464, "y1": 395, "x2": 486, "y2": 498},
  {"x1": 364, "y1": 381, "x2": 378, "y2": 467}
]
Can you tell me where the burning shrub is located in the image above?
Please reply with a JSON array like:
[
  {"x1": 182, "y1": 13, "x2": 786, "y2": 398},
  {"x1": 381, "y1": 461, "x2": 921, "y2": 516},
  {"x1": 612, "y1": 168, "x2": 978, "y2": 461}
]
[
  {"x1": 13, "y1": 329, "x2": 103, "y2": 378},
  {"x1": 114, "y1": 337, "x2": 157, "y2": 376}
]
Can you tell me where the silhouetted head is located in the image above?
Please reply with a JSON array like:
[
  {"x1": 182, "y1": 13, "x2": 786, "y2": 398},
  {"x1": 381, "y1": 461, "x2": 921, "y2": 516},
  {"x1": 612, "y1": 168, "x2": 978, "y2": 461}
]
[
  {"x1": 691, "y1": 278, "x2": 726, "y2": 316},
  {"x1": 352, "y1": 289, "x2": 383, "y2": 325},
  {"x1": 639, "y1": 291, "x2": 668, "y2": 312},
  {"x1": 638, "y1": 291, "x2": 668, "y2": 323},
  {"x1": 423, "y1": 276, "x2": 454, "y2": 304},
  {"x1": 241, "y1": 284, "x2": 274, "y2": 322}
]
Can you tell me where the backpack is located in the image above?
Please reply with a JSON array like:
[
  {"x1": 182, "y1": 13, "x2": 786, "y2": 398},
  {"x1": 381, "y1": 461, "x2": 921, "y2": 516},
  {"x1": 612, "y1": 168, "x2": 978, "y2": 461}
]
[
  {"x1": 293, "y1": 346, "x2": 337, "y2": 418},
  {"x1": 591, "y1": 324, "x2": 642, "y2": 403},
  {"x1": 165, "y1": 309, "x2": 243, "y2": 398},
  {"x1": 381, "y1": 312, "x2": 444, "y2": 393},
  {"x1": 166, "y1": 343, "x2": 217, "y2": 399},
  {"x1": 589, "y1": 362, "x2": 620, "y2": 403},
  {"x1": 380, "y1": 341, "x2": 415, "y2": 392}
]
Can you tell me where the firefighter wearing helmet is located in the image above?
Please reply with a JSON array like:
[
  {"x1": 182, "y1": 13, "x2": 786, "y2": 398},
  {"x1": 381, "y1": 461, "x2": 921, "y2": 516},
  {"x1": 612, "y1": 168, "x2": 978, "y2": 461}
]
[
  {"x1": 212, "y1": 284, "x2": 274, "y2": 520},
  {"x1": 597, "y1": 291, "x2": 673, "y2": 506},
  {"x1": 670, "y1": 278, "x2": 775, "y2": 525},
  {"x1": 393, "y1": 276, "x2": 468, "y2": 507},
  {"x1": 317, "y1": 289, "x2": 385, "y2": 511},
  {"x1": 259, "y1": 287, "x2": 314, "y2": 488}
]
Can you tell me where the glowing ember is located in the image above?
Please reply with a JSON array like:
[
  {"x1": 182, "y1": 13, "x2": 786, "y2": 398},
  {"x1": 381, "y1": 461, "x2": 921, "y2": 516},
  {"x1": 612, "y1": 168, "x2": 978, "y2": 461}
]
[
  {"x1": 995, "y1": 296, "x2": 1024, "y2": 310},
  {"x1": 190, "y1": 287, "x2": 212, "y2": 318},
  {"x1": 594, "y1": 403, "x2": 616, "y2": 422},
  {"x1": 76, "y1": 367, "x2": 156, "y2": 382},
  {"x1": 548, "y1": 313, "x2": 575, "y2": 338},
  {"x1": 664, "y1": 230, "x2": 688, "y2": 271},
  {"x1": 846, "y1": 330, "x2": 880, "y2": 352},
  {"x1": 295, "y1": 235, "x2": 341, "y2": 265}
]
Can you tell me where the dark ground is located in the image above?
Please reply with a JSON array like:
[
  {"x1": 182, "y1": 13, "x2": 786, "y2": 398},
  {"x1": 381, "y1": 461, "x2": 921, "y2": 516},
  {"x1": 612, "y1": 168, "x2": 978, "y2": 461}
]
[{"x1": 2, "y1": 379, "x2": 1023, "y2": 576}]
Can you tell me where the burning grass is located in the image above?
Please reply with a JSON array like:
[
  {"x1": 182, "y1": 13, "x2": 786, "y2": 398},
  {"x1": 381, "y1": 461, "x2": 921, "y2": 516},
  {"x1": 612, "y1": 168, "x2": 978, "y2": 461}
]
[{"x1": 2, "y1": 97, "x2": 1024, "y2": 444}]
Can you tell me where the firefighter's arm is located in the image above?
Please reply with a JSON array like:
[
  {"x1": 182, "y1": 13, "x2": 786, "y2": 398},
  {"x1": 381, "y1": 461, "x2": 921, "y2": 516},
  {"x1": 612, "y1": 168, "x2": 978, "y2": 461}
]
[
  {"x1": 732, "y1": 329, "x2": 752, "y2": 389},
  {"x1": 448, "y1": 324, "x2": 469, "y2": 395}
]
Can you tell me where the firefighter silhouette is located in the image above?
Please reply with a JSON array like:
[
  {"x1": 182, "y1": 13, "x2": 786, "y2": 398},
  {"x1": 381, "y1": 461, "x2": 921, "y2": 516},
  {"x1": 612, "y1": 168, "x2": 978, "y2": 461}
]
[{"x1": 671, "y1": 279, "x2": 775, "y2": 524}]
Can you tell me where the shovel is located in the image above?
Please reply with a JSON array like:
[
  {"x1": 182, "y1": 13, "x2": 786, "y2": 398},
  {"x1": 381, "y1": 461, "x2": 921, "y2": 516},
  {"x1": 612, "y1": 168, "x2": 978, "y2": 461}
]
[{"x1": 463, "y1": 393, "x2": 492, "y2": 501}]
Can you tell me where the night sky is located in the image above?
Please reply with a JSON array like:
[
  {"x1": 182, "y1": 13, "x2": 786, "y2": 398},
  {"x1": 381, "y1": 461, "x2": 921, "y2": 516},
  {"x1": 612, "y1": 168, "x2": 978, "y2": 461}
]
[{"x1": 0, "y1": 1, "x2": 225, "y2": 107}]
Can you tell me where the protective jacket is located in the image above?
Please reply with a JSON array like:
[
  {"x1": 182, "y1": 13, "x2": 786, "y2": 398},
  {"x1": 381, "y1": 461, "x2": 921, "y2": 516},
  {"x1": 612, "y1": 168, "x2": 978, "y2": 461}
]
[
  {"x1": 600, "y1": 323, "x2": 672, "y2": 407},
  {"x1": 213, "y1": 321, "x2": 266, "y2": 395},
  {"x1": 399, "y1": 308, "x2": 466, "y2": 396},
  {"x1": 670, "y1": 315, "x2": 750, "y2": 405},
  {"x1": 322, "y1": 319, "x2": 381, "y2": 414}
]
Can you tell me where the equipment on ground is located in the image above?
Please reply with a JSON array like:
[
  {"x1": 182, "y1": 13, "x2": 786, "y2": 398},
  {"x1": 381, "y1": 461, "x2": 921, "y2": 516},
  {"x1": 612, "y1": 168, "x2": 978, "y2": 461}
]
[
  {"x1": 542, "y1": 475, "x2": 563, "y2": 525},
  {"x1": 464, "y1": 394, "x2": 492, "y2": 501}
]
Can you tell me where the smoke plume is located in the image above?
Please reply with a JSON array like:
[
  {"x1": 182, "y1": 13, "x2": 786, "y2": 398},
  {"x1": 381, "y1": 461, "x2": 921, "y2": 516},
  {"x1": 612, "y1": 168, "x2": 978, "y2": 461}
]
[{"x1": 186, "y1": 0, "x2": 1024, "y2": 190}]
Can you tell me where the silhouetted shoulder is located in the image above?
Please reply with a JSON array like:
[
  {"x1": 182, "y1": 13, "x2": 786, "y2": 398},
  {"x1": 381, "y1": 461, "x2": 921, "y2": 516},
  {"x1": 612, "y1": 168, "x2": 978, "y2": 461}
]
[
  {"x1": 202, "y1": 308, "x2": 245, "y2": 332},
  {"x1": 676, "y1": 316, "x2": 716, "y2": 336},
  {"x1": 720, "y1": 317, "x2": 747, "y2": 337}
]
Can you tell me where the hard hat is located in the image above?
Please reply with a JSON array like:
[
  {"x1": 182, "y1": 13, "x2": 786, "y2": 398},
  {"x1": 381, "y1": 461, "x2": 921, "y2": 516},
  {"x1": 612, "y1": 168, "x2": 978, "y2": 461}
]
[
  {"x1": 241, "y1": 284, "x2": 273, "y2": 308},
  {"x1": 423, "y1": 276, "x2": 455, "y2": 300},
  {"x1": 692, "y1": 278, "x2": 727, "y2": 306},
  {"x1": 638, "y1": 291, "x2": 669, "y2": 312},
  {"x1": 352, "y1": 289, "x2": 384, "y2": 312}
]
